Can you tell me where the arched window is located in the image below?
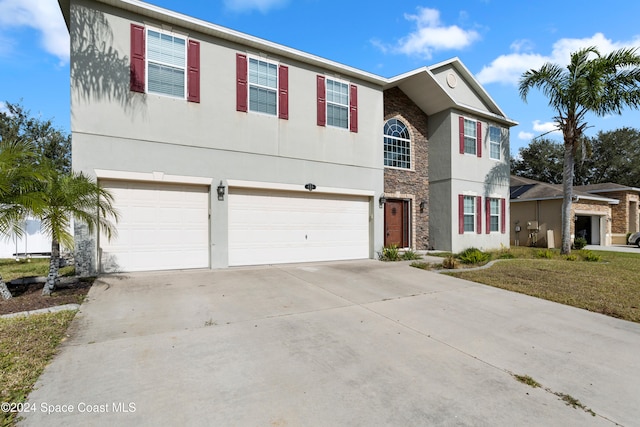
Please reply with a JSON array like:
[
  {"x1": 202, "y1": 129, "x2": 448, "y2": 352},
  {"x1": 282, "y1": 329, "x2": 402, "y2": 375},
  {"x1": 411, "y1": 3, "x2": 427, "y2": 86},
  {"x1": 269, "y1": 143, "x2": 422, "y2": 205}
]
[{"x1": 384, "y1": 118, "x2": 411, "y2": 169}]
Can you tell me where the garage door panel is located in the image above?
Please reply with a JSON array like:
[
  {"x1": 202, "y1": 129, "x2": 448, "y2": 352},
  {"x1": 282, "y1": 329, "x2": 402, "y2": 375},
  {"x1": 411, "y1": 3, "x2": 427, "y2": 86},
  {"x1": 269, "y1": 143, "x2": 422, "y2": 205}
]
[
  {"x1": 100, "y1": 180, "x2": 209, "y2": 272},
  {"x1": 229, "y1": 189, "x2": 369, "y2": 266}
]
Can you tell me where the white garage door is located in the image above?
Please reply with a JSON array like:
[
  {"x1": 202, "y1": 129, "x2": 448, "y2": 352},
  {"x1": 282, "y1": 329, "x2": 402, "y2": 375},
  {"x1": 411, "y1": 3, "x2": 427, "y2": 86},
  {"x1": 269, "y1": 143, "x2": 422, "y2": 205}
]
[
  {"x1": 228, "y1": 188, "x2": 370, "y2": 266},
  {"x1": 99, "y1": 180, "x2": 209, "y2": 272}
]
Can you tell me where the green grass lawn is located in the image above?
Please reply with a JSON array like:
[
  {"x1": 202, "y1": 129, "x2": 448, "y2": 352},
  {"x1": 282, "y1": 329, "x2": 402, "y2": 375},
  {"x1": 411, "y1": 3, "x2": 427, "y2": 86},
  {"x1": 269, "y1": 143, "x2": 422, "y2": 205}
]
[
  {"x1": 1, "y1": 258, "x2": 80, "y2": 426},
  {"x1": 446, "y1": 248, "x2": 640, "y2": 323},
  {"x1": 0, "y1": 258, "x2": 74, "y2": 282},
  {"x1": 0, "y1": 311, "x2": 76, "y2": 426}
]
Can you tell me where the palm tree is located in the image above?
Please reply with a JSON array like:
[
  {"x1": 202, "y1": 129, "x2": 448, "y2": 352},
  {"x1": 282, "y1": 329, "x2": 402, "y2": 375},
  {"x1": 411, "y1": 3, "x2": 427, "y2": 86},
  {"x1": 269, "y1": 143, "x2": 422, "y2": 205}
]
[
  {"x1": 0, "y1": 139, "x2": 45, "y2": 300},
  {"x1": 40, "y1": 170, "x2": 118, "y2": 296},
  {"x1": 519, "y1": 47, "x2": 640, "y2": 254}
]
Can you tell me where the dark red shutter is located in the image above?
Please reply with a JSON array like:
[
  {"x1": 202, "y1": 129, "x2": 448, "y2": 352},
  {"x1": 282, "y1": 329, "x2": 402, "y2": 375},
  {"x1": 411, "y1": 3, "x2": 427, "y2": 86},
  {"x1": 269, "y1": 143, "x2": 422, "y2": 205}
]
[
  {"x1": 317, "y1": 75, "x2": 326, "y2": 126},
  {"x1": 349, "y1": 84, "x2": 358, "y2": 133},
  {"x1": 459, "y1": 116, "x2": 465, "y2": 154},
  {"x1": 477, "y1": 121, "x2": 482, "y2": 157},
  {"x1": 187, "y1": 40, "x2": 200, "y2": 103},
  {"x1": 501, "y1": 198, "x2": 506, "y2": 234},
  {"x1": 130, "y1": 24, "x2": 145, "y2": 93},
  {"x1": 486, "y1": 198, "x2": 491, "y2": 234},
  {"x1": 278, "y1": 65, "x2": 288, "y2": 119},
  {"x1": 458, "y1": 195, "x2": 464, "y2": 234},
  {"x1": 236, "y1": 53, "x2": 248, "y2": 112},
  {"x1": 476, "y1": 196, "x2": 482, "y2": 234}
]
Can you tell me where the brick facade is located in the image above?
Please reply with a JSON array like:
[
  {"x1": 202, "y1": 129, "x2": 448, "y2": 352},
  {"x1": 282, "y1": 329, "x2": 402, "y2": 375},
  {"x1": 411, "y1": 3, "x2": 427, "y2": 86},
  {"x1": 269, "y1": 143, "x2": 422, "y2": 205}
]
[
  {"x1": 383, "y1": 87, "x2": 429, "y2": 249},
  {"x1": 594, "y1": 191, "x2": 640, "y2": 235}
]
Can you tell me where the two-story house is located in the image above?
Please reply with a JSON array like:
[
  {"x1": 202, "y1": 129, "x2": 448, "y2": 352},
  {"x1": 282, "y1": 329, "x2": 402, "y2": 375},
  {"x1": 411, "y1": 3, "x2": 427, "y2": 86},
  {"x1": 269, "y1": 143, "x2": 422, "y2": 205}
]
[{"x1": 58, "y1": 0, "x2": 516, "y2": 273}]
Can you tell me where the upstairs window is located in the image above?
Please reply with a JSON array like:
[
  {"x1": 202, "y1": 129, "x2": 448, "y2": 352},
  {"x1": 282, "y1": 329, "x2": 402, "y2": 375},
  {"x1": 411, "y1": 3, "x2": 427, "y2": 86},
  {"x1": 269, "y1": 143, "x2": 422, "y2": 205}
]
[
  {"x1": 458, "y1": 116, "x2": 482, "y2": 157},
  {"x1": 236, "y1": 54, "x2": 288, "y2": 119},
  {"x1": 326, "y1": 79, "x2": 349, "y2": 128},
  {"x1": 489, "y1": 126, "x2": 501, "y2": 160},
  {"x1": 316, "y1": 76, "x2": 358, "y2": 132},
  {"x1": 130, "y1": 24, "x2": 199, "y2": 102},
  {"x1": 463, "y1": 119, "x2": 477, "y2": 155},
  {"x1": 384, "y1": 119, "x2": 411, "y2": 169},
  {"x1": 249, "y1": 58, "x2": 278, "y2": 115},
  {"x1": 147, "y1": 29, "x2": 186, "y2": 98}
]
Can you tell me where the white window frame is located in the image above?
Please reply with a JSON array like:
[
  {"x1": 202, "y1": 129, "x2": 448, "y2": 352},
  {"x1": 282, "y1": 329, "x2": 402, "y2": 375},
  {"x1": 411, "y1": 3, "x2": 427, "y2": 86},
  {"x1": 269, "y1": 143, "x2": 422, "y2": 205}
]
[
  {"x1": 248, "y1": 56, "x2": 279, "y2": 116},
  {"x1": 146, "y1": 27, "x2": 187, "y2": 99},
  {"x1": 463, "y1": 195, "x2": 475, "y2": 233},
  {"x1": 463, "y1": 118, "x2": 477, "y2": 155},
  {"x1": 489, "y1": 126, "x2": 501, "y2": 160},
  {"x1": 489, "y1": 198, "x2": 500, "y2": 232},
  {"x1": 384, "y1": 118, "x2": 412, "y2": 170},
  {"x1": 326, "y1": 77, "x2": 350, "y2": 129}
]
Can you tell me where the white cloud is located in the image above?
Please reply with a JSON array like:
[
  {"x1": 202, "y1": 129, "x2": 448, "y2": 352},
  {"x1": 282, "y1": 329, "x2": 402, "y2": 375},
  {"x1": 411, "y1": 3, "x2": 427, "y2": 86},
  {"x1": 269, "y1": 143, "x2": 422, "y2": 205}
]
[
  {"x1": 518, "y1": 131, "x2": 534, "y2": 140},
  {"x1": 477, "y1": 32, "x2": 640, "y2": 86},
  {"x1": 0, "y1": 0, "x2": 69, "y2": 63},
  {"x1": 376, "y1": 7, "x2": 480, "y2": 59},
  {"x1": 532, "y1": 120, "x2": 560, "y2": 134},
  {"x1": 223, "y1": 0, "x2": 288, "y2": 13}
]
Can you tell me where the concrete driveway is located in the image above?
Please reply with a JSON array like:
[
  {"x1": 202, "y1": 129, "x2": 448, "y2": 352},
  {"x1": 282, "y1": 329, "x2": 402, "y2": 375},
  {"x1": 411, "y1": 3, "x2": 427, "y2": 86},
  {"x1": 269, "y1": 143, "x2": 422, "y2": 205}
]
[{"x1": 20, "y1": 260, "x2": 640, "y2": 426}]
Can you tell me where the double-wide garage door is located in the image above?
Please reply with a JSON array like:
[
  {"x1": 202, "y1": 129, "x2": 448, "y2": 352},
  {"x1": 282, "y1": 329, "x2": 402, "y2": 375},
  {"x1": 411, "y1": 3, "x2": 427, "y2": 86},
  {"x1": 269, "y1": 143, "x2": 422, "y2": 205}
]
[
  {"x1": 228, "y1": 188, "x2": 370, "y2": 266},
  {"x1": 99, "y1": 180, "x2": 209, "y2": 272},
  {"x1": 99, "y1": 181, "x2": 370, "y2": 271}
]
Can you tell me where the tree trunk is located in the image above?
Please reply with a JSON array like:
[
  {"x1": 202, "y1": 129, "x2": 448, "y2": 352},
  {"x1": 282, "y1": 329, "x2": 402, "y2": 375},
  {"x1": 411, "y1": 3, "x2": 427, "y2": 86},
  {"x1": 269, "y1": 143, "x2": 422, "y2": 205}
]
[
  {"x1": 42, "y1": 240, "x2": 60, "y2": 296},
  {"x1": 561, "y1": 143, "x2": 575, "y2": 255},
  {"x1": 0, "y1": 275, "x2": 12, "y2": 300}
]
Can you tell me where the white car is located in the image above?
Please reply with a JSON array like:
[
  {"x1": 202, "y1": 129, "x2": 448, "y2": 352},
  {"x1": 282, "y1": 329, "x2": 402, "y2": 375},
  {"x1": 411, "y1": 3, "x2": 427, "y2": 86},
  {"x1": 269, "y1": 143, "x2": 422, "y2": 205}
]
[{"x1": 628, "y1": 231, "x2": 640, "y2": 247}]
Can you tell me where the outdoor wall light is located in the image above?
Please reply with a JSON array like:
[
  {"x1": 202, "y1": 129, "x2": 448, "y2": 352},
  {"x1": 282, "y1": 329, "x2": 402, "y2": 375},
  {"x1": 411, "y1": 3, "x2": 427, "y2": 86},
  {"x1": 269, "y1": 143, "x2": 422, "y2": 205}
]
[
  {"x1": 419, "y1": 200, "x2": 426, "y2": 212},
  {"x1": 305, "y1": 183, "x2": 317, "y2": 191},
  {"x1": 379, "y1": 195, "x2": 386, "y2": 208},
  {"x1": 217, "y1": 181, "x2": 226, "y2": 201}
]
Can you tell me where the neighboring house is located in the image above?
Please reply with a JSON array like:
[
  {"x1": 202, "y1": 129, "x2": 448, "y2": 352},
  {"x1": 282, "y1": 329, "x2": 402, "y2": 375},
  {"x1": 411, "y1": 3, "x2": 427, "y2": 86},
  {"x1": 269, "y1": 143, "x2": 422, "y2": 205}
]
[
  {"x1": 510, "y1": 176, "x2": 618, "y2": 248},
  {"x1": 59, "y1": 0, "x2": 516, "y2": 274},
  {"x1": 574, "y1": 183, "x2": 640, "y2": 244},
  {"x1": 0, "y1": 217, "x2": 51, "y2": 258}
]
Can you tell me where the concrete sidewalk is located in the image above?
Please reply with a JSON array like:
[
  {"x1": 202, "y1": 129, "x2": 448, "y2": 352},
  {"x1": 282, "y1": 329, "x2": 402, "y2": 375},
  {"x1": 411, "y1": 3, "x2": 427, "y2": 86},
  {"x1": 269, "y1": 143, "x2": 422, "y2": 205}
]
[{"x1": 20, "y1": 260, "x2": 640, "y2": 426}]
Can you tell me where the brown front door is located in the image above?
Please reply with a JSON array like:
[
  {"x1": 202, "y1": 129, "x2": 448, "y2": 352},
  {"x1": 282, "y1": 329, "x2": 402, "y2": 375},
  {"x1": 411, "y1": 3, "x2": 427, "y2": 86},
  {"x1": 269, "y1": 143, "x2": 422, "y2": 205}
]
[{"x1": 384, "y1": 199, "x2": 409, "y2": 247}]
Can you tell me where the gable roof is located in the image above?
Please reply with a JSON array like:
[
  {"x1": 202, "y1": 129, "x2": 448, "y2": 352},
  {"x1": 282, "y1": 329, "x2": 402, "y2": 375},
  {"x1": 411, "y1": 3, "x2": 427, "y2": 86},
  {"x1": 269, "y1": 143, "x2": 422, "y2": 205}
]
[
  {"x1": 510, "y1": 176, "x2": 619, "y2": 204},
  {"x1": 58, "y1": 0, "x2": 516, "y2": 126},
  {"x1": 384, "y1": 60, "x2": 517, "y2": 127}
]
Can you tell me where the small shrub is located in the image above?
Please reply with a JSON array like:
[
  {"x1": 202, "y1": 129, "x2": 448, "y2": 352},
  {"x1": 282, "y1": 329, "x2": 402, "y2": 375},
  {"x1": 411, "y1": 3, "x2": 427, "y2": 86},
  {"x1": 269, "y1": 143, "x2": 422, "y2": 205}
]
[
  {"x1": 497, "y1": 244, "x2": 515, "y2": 259},
  {"x1": 565, "y1": 254, "x2": 578, "y2": 261},
  {"x1": 580, "y1": 250, "x2": 601, "y2": 262},
  {"x1": 442, "y1": 255, "x2": 459, "y2": 269},
  {"x1": 573, "y1": 237, "x2": 587, "y2": 250},
  {"x1": 457, "y1": 247, "x2": 490, "y2": 265},
  {"x1": 401, "y1": 249, "x2": 422, "y2": 260},
  {"x1": 379, "y1": 245, "x2": 400, "y2": 261},
  {"x1": 535, "y1": 249, "x2": 554, "y2": 259}
]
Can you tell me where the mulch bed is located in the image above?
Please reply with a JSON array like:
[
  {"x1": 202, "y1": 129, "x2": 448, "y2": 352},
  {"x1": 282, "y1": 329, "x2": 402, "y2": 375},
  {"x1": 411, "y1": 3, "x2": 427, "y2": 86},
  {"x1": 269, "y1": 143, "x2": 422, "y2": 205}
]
[{"x1": 0, "y1": 281, "x2": 92, "y2": 316}]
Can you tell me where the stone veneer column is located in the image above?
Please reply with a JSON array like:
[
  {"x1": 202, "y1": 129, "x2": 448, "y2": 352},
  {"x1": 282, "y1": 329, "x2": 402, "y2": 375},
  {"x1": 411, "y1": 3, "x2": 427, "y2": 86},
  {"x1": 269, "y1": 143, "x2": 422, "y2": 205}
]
[{"x1": 383, "y1": 87, "x2": 430, "y2": 249}]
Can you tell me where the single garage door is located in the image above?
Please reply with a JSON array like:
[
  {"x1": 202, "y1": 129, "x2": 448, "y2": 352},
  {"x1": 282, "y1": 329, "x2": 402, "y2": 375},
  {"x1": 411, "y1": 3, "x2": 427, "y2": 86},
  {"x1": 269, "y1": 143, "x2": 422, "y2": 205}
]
[
  {"x1": 228, "y1": 188, "x2": 370, "y2": 266},
  {"x1": 99, "y1": 180, "x2": 209, "y2": 272}
]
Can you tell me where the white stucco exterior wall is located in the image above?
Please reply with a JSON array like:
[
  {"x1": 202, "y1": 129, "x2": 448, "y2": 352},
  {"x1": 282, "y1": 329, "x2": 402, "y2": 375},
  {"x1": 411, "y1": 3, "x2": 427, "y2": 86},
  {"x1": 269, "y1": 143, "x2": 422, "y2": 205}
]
[{"x1": 69, "y1": 0, "x2": 384, "y2": 272}]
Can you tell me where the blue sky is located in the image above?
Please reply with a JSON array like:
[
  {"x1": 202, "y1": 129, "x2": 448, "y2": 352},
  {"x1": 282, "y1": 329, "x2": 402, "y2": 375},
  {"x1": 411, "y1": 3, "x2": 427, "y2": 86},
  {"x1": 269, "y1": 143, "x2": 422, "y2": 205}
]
[{"x1": 2, "y1": 0, "x2": 640, "y2": 155}]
